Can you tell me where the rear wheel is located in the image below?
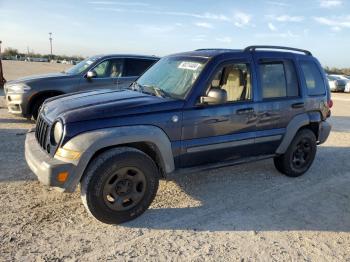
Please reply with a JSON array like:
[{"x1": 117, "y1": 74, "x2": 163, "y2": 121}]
[
  {"x1": 81, "y1": 147, "x2": 159, "y2": 224},
  {"x1": 274, "y1": 129, "x2": 317, "y2": 177}
]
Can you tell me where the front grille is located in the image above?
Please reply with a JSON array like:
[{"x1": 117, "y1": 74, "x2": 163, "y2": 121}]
[{"x1": 35, "y1": 115, "x2": 50, "y2": 151}]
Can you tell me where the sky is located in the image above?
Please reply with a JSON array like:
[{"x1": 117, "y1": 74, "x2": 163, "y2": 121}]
[{"x1": 0, "y1": 0, "x2": 350, "y2": 67}]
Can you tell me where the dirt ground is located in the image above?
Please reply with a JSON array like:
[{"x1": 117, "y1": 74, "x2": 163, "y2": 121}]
[{"x1": 0, "y1": 62, "x2": 350, "y2": 261}]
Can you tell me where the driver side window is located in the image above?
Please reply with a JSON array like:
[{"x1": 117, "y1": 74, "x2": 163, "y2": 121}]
[
  {"x1": 92, "y1": 59, "x2": 123, "y2": 78},
  {"x1": 93, "y1": 60, "x2": 109, "y2": 78},
  {"x1": 207, "y1": 63, "x2": 252, "y2": 103}
]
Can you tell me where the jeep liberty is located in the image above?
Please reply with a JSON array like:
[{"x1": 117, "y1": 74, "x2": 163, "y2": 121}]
[{"x1": 25, "y1": 46, "x2": 332, "y2": 224}]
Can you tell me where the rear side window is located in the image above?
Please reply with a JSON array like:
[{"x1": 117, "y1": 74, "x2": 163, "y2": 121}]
[
  {"x1": 300, "y1": 60, "x2": 326, "y2": 95},
  {"x1": 259, "y1": 60, "x2": 299, "y2": 99},
  {"x1": 124, "y1": 59, "x2": 156, "y2": 77}
]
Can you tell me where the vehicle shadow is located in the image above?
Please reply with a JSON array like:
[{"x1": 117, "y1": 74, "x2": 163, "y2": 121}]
[{"x1": 124, "y1": 146, "x2": 350, "y2": 232}]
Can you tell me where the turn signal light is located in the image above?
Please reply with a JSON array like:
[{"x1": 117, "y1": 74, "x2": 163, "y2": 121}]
[
  {"x1": 327, "y1": 99, "x2": 333, "y2": 108},
  {"x1": 57, "y1": 172, "x2": 69, "y2": 182}
]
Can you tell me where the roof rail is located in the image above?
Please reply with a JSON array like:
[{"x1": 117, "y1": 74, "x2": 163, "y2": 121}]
[{"x1": 244, "y1": 45, "x2": 312, "y2": 56}]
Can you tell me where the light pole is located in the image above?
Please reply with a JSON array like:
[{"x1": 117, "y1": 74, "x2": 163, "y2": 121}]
[{"x1": 49, "y1": 32, "x2": 53, "y2": 60}]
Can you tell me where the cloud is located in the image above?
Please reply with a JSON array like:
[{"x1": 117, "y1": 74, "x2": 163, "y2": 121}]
[
  {"x1": 320, "y1": 0, "x2": 342, "y2": 8},
  {"x1": 267, "y1": 15, "x2": 304, "y2": 22},
  {"x1": 233, "y1": 12, "x2": 252, "y2": 27},
  {"x1": 314, "y1": 16, "x2": 350, "y2": 30},
  {"x1": 195, "y1": 22, "x2": 214, "y2": 29},
  {"x1": 192, "y1": 35, "x2": 207, "y2": 41},
  {"x1": 216, "y1": 36, "x2": 232, "y2": 43},
  {"x1": 135, "y1": 24, "x2": 175, "y2": 34},
  {"x1": 93, "y1": 7, "x2": 231, "y2": 22},
  {"x1": 255, "y1": 30, "x2": 299, "y2": 38},
  {"x1": 266, "y1": 1, "x2": 290, "y2": 7},
  {"x1": 268, "y1": 22, "x2": 277, "y2": 31},
  {"x1": 89, "y1": 1, "x2": 149, "y2": 7}
]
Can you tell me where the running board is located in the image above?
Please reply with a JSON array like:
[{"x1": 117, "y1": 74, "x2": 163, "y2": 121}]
[{"x1": 170, "y1": 154, "x2": 275, "y2": 176}]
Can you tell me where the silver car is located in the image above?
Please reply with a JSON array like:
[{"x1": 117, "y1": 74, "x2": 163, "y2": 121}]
[
  {"x1": 5, "y1": 54, "x2": 159, "y2": 119},
  {"x1": 327, "y1": 75, "x2": 347, "y2": 92}
]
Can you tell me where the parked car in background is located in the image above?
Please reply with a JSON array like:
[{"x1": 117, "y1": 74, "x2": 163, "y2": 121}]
[
  {"x1": 25, "y1": 46, "x2": 332, "y2": 224},
  {"x1": 330, "y1": 74, "x2": 350, "y2": 93},
  {"x1": 327, "y1": 75, "x2": 346, "y2": 92},
  {"x1": 4, "y1": 54, "x2": 159, "y2": 119}
]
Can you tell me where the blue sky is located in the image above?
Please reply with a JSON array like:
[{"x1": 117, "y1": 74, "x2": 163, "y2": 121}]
[{"x1": 0, "y1": 0, "x2": 350, "y2": 67}]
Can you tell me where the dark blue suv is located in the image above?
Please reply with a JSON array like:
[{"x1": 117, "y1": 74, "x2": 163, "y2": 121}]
[{"x1": 25, "y1": 46, "x2": 332, "y2": 224}]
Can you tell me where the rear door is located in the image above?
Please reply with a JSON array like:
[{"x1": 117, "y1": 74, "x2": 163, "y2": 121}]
[
  {"x1": 254, "y1": 54, "x2": 304, "y2": 155},
  {"x1": 118, "y1": 58, "x2": 157, "y2": 89}
]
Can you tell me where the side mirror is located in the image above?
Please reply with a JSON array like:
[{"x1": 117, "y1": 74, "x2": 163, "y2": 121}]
[
  {"x1": 86, "y1": 70, "x2": 97, "y2": 79},
  {"x1": 200, "y1": 88, "x2": 227, "y2": 105}
]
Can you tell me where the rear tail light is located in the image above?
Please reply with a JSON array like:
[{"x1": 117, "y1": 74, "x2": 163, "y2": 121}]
[{"x1": 327, "y1": 99, "x2": 333, "y2": 108}]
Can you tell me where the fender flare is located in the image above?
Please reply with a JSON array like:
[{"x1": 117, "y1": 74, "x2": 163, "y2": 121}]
[
  {"x1": 276, "y1": 113, "x2": 312, "y2": 155},
  {"x1": 61, "y1": 125, "x2": 175, "y2": 192}
]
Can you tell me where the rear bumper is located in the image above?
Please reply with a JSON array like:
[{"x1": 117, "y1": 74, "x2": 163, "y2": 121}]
[
  {"x1": 318, "y1": 120, "x2": 331, "y2": 145},
  {"x1": 25, "y1": 131, "x2": 75, "y2": 192}
]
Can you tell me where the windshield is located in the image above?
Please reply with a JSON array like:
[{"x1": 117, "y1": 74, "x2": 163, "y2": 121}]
[
  {"x1": 65, "y1": 56, "x2": 100, "y2": 75},
  {"x1": 135, "y1": 56, "x2": 208, "y2": 99}
]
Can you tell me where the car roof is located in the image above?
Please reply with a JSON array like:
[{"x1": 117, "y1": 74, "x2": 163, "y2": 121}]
[
  {"x1": 169, "y1": 46, "x2": 313, "y2": 60},
  {"x1": 93, "y1": 54, "x2": 160, "y2": 60}
]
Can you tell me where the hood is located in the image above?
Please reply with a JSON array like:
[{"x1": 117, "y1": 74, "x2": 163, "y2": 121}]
[
  {"x1": 5, "y1": 72, "x2": 71, "y2": 85},
  {"x1": 42, "y1": 89, "x2": 182, "y2": 123}
]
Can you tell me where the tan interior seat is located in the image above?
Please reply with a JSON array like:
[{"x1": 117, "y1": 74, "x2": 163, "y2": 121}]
[{"x1": 221, "y1": 68, "x2": 245, "y2": 101}]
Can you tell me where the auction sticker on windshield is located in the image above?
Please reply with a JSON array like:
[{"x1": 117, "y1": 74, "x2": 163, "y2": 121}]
[{"x1": 178, "y1": 61, "x2": 201, "y2": 71}]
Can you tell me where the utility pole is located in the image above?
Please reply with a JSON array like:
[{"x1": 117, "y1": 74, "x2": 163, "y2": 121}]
[{"x1": 49, "y1": 32, "x2": 53, "y2": 61}]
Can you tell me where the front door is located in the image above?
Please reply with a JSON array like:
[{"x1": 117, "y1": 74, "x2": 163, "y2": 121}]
[
  {"x1": 180, "y1": 60, "x2": 258, "y2": 167},
  {"x1": 80, "y1": 58, "x2": 124, "y2": 90}
]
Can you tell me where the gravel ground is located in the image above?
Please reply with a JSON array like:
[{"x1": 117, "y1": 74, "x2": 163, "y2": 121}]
[{"x1": 0, "y1": 63, "x2": 350, "y2": 261}]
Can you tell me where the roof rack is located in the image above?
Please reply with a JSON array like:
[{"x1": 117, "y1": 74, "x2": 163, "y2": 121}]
[{"x1": 244, "y1": 45, "x2": 312, "y2": 56}]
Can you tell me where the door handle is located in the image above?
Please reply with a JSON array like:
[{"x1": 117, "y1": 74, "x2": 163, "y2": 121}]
[
  {"x1": 291, "y1": 102, "x2": 304, "y2": 109},
  {"x1": 236, "y1": 107, "x2": 254, "y2": 114}
]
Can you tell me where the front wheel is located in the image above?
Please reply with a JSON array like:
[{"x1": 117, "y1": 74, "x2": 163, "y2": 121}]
[
  {"x1": 81, "y1": 147, "x2": 159, "y2": 224},
  {"x1": 274, "y1": 129, "x2": 317, "y2": 177}
]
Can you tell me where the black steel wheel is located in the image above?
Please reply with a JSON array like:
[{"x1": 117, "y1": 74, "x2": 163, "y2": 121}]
[
  {"x1": 81, "y1": 147, "x2": 159, "y2": 224},
  {"x1": 274, "y1": 128, "x2": 317, "y2": 177}
]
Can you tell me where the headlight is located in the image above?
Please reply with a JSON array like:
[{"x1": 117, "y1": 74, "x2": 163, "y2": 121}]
[
  {"x1": 51, "y1": 121, "x2": 63, "y2": 145},
  {"x1": 7, "y1": 84, "x2": 31, "y2": 93}
]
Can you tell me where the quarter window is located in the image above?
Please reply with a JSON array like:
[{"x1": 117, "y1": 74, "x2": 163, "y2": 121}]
[
  {"x1": 300, "y1": 60, "x2": 326, "y2": 95},
  {"x1": 259, "y1": 60, "x2": 299, "y2": 99}
]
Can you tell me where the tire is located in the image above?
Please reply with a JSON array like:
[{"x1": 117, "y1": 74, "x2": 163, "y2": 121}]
[
  {"x1": 274, "y1": 129, "x2": 317, "y2": 177},
  {"x1": 80, "y1": 147, "x2": 159, "y2": 224},
  {"x1": 31, "y1": 97, "x2": 47, "y2": 120}
]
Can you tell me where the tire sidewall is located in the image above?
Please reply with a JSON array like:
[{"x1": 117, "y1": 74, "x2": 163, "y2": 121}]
[
  {"x1": 286, "y1": 129, "x2": 317, "y2": 175},
  {"x1": 82, "y1": 149, "x2": 159, "y2": 224}
]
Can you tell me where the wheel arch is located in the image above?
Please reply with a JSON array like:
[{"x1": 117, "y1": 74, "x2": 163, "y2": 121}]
[
  {"x1": 61, "y1": 125, "x2": 175, "y2": 192},
  {"x1": 28, "y1": 90, "x2": 65, "y2": 115},
  {"x1": 276, "y1": 112, "x2": 322, "y2": 155}
]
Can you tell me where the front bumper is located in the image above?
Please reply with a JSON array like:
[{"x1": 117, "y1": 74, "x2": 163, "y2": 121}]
[
  {"x1": 318, "y1": 120, "x2": 331, "y2": 145},
  {"x1": 6, "y1": 92, "x2": 30, "y2": 117},
  {"x1": 25, "y1": 131, "x2": 75, "y2": 192}
]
